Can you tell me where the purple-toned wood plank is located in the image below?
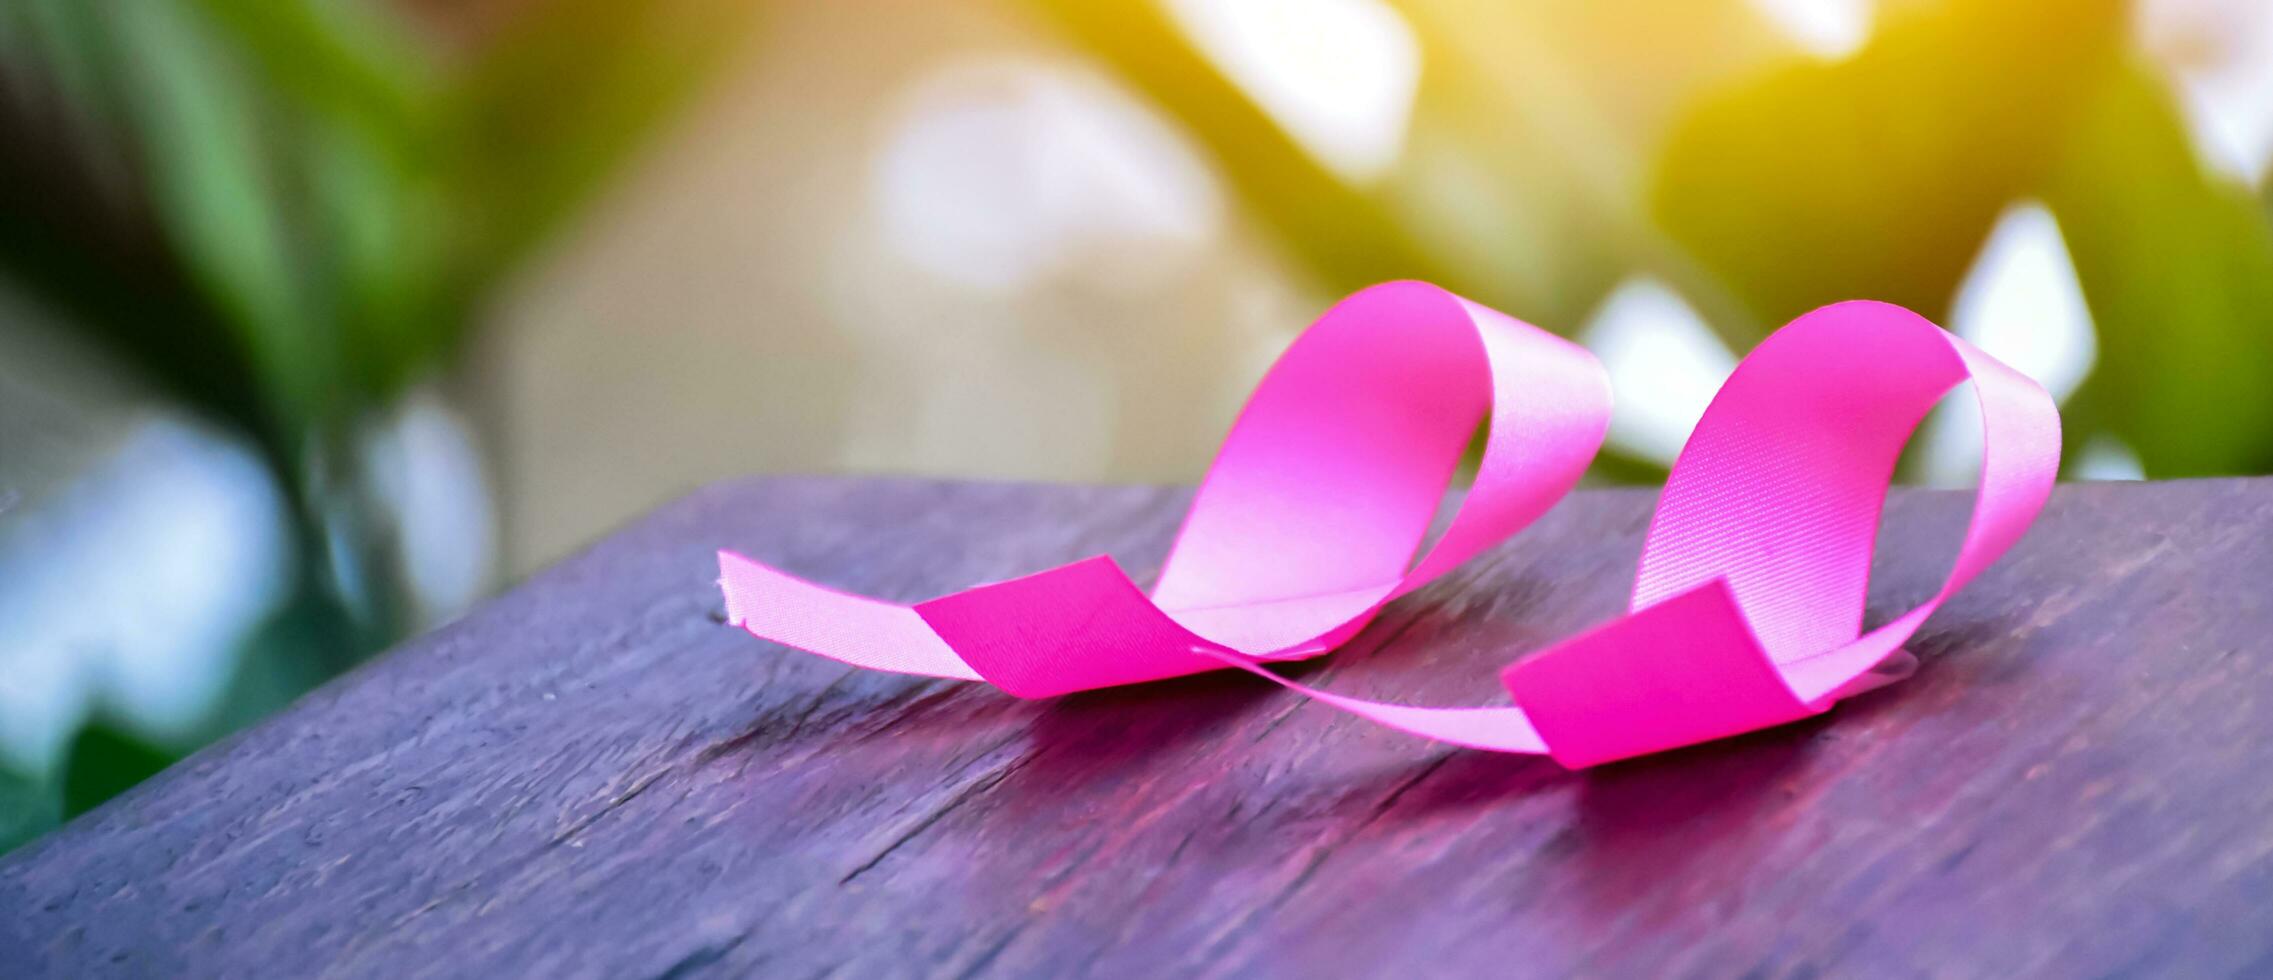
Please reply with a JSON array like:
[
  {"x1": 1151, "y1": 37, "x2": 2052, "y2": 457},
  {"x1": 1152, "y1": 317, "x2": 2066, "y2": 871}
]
[{"x1": 2, "y1": 476, "x2": 2270, "y2": 978}]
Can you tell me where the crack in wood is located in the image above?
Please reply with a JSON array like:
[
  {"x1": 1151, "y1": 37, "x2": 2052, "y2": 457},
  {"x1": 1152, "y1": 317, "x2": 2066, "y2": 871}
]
[
  {"x1": 648, "y1": 933, "x2": 748, "y2": 980},
  {"x1": 839, "y1": 742, "x2": 1038, "y2": 885}
]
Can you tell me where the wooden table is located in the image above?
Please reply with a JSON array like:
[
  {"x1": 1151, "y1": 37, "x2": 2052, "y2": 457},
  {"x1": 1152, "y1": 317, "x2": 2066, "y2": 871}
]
[{"x1": 3, "y1": 476, "x2": 2270, "y2": 978}]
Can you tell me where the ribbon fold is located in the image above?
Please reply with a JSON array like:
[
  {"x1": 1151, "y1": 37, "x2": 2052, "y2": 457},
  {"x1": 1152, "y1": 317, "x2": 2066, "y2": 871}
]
[{"x1": 718, "y1": 281, "x2": 2059, "y2": 767}]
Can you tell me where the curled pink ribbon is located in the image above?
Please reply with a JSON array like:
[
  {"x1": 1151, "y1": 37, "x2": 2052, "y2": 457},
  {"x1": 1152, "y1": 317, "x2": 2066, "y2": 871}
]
[{"x1": 718, "y1": 281, "x2": 2059, "y2": 767}]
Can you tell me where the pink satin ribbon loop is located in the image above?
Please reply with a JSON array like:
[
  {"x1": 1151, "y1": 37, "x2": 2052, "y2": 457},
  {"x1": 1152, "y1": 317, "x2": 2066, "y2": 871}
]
[
  {"x1": 719, "y1": 289, "x2": 2060, "y2": 767},
  {"x1": 722, "y1": 281, "x2": 1610, "y2": 697}
]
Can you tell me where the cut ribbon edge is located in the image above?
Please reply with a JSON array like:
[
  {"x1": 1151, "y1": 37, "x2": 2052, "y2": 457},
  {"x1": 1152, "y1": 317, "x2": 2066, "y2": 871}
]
[{"x1": 716, "y1": 289, "x2": 2060, "y2": 768}]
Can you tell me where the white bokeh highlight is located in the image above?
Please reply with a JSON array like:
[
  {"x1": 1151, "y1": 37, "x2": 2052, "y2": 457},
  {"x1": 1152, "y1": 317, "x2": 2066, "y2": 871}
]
[
  {"x1": 2074, "y1": 435, "x2": 2147, "y2": 481},
  {"x1": 874, "y1": 59, "x2": 1221, "y2": 291},
  {"x1": 1924, "y1": 202, "x2": 2108, "y2": 485},
  {"x1": 1748, "y1": 0, "x2": 1875, "y2": 60},
  {"x1": 0, "y1": 418, "x2": 292, "y2": 776},
  {"x1": 361, "y1": 387, "x2": 497, "y2": 628},
  {"x1": 1163, "y1": 0, "x2": 1421, "y2": 182},
  {"x1": 1577, "y1": 278, "x2": 1739, "y2": 465},
  {"x1": 2140, "y1": 0, "x2": 2273, "y2": 187}
]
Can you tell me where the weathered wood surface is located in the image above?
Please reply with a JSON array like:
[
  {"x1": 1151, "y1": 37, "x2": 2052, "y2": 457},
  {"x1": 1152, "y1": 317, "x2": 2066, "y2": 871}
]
[{"x1": 4, "y1": 475, "x2": 2271, "y2": 978}]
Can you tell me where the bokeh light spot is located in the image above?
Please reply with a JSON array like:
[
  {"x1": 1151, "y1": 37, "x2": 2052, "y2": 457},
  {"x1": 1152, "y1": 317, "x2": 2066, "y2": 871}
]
[{"x1": 1163, "y1": 0, "x2": 1420, "y2": 182}]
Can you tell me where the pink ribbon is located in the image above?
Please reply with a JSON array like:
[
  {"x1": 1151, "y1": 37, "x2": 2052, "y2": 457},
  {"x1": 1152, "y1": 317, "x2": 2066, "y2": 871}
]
[{"x1": 718, "y1": 281, "x2": 2059, "y2": 767}]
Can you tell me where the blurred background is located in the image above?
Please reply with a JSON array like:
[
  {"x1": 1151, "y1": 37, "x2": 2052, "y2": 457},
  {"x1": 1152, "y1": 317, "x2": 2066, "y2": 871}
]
[{"x1": 4, "y1": 0, "x2": 2271, "y2": 851}]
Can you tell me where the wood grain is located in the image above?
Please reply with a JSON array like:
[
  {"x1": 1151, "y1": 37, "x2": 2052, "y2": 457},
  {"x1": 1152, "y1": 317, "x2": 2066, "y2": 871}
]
[{"x1": 3, "y1": 476, "x2": 2270, "y2": 978}]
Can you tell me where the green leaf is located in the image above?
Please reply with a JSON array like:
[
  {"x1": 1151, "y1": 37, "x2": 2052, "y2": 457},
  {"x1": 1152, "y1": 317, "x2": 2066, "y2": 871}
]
[
  {"x1": 7, "y1": 0, "x2": 120, "y2": 133},
  {"x1": 184, "y1": 0, "x2": 437, "y2": 166},
  {"x1": 1017, "y1": 0, "x2": 1471, "y2": 303},
  {"x1": 60, "y1": 725, "x2": 178, "y2": 819},
  {"x1": 2045, "y1": 61, "x2": 2273, "y2": 476},
  {"x1": 443, "y1": 0, "x2": 766, "y2": 281},
  {"x1": 111, "y1": 2, "x2": 341, "y2": 436},
  {"x1": 307, "y1": 114, "x2": 456, "y2": 397},
  {"x1": 1651, "y1": 0, "x2": 2273, "y2": 475},
  {"x1": 1650, "y1": 0, "x2": 2127, "y2": 339},
  {"x1": 0, "y1": 767, "x2": 61, "y2": 856},
  {"x1": 1024, "y1": 0, "x2": 1777, "y2": 478},
  {"x1": 1394, "y1": 0, "x2": 1793, "y2": 330},
  {"x1": 180, "y1": 1, "x2": 461, "y2": 400}
]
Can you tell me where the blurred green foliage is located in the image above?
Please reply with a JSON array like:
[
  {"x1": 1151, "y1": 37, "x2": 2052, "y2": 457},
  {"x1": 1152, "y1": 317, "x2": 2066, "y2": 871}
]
[
  {"x1": 1022, "y1": 0, "x2": 1777, "y2": 335},
  {"x1": 0, "y1": 0, "x2": 758, "y2": 845},
  {"x1": 0, "y1": 770, "x2": 59, "y2": 855},
  {"x1": 1, "y1": 0, "x2": 758, "y2": 462},
  {"x1": 1652, "y1": 0, "x2": 2273, "y2": 473},
  {"x1": 1033, "y1": 0, "x2": 2273, "y2": 476},
  {"x1": 2047, "y1": 64, "x2": 2273, "y2": 475}
]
